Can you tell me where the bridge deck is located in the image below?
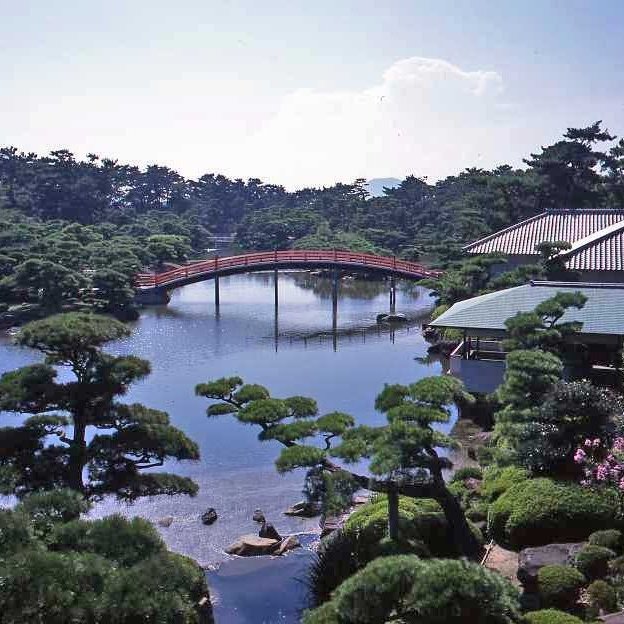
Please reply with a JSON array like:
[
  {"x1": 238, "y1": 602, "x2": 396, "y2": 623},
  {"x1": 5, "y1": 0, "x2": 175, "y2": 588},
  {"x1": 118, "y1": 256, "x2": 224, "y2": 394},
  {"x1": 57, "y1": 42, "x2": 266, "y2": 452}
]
[{"x1": 135, "y1": 250, "x2": 441, "y2": 290}]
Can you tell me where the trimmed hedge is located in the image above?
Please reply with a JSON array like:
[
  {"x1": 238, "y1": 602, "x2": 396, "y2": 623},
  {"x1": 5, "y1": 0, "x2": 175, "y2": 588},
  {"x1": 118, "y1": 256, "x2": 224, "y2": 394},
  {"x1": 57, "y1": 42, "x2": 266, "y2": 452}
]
[
  {"x1": 489, "y1": 478, "x2": 622, "y2": 549},
  {"x1": 537, "y1": 565, "x2": 585, "y2": 610},
  {"x1": 481, "y1": 466, "x2": 529, "y2": 502},
  {"x1": 588, "y1": 529, "x2": 622, "y2": 554},
  {"x1": 574, "y1": 545, "x2": 616, "y2": 581},
  {"x1": 523, "y1": 610, "x2": 584, "y2": 624},
  {"x1": 587, "y1": 579, "x2": 617, "y2": 615}
]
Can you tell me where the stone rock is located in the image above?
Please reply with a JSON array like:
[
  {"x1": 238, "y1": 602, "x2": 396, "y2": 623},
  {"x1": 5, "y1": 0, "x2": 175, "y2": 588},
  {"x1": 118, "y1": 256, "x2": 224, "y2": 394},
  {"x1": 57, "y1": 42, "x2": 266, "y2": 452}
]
[
  {"x1": 517, "y1": 542, "x2": 586, "y2": 590},
  {"x1": 201, "y1": 508, "x2": 218, "y2": 525},
  {"x1": 275, "y1": 535, "x2": 301, "y2": 556},
  {"x1": 284, "y1": 501, "x2": 321, "y2": 518},
  {"x1": 352, "y1": 495, "x2": 370, "y2": 506},
  {"x1": 225, "y1": 534, "x2": 280, "y2": 556},
  {"x1": 259, "y1": 522, "x2": 282, "y2": 541},
  {"x1": 600, "y1": 612, "x2": 624, "y2": 623},
  {"x1": 252, "y1": 508, "x2": 266, "y2": 523},
  {"x1": 157, "y1": 516, "x2": 174, "y2": 528},
  {"x1": 385, "y1": 313, "x2": 408, "y2": 323},
  {"x1": 376, "y1": 313, "x2": 389, "y2": 323},
  {"x1": 320, "y1": 515, "x2": 343, "y2": 538}
]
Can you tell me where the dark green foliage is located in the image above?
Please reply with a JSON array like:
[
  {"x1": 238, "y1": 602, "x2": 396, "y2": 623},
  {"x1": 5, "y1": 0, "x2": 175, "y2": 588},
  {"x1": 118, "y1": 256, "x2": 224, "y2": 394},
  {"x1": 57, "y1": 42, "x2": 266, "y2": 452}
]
[
  {"x1": 0, "y1": 509, "x2": 36, "y2": 556},
  {"x1": 101, "y1": 552, "x2": 209, "y2": 624},
  {"x1": 575, "y1": 545, "x2": 616, "y2": 581},
  {"x1": 51, "y1": 515, "x2": 165, "y2": 567},
  {"x1": 0, "y1": 313, "x2": 199, "y2": 500},
  {"x1": 589, "y1": 529, "x2": 623, "y2": 554},
  {"x1": 303, "y1": 555, "x2": 521, "y2": 624},
  {"x1": 537, "y1": 564, "x2": 586, "y2": 610},
  {"x1": 481, "y1": 466, "x2": 530, "y2": 501},
  {"x1": 310, "y1": 496, "x2": 484, "y2": 604},
  {"x1": 0, "y1": 549, "x2": 115, "y2": 623},
  {"x1": 450, "y1": 466, "x2": 483, "y2": 483},
  {"x1": 0, "y1": 497, "x2": 213, "y2": 624},
  {"x1": 587, "y1": 579, "x2": 617, "y2": 615},
  {"x1": 523, "y1": 610, "x2": 585, "y2": 624},
  {"x1": 489, "y1": 478, "x2": 622, "y2": 549},
  {"x1": 16, "y1": 488, "x2": 91, "y2": 541}
]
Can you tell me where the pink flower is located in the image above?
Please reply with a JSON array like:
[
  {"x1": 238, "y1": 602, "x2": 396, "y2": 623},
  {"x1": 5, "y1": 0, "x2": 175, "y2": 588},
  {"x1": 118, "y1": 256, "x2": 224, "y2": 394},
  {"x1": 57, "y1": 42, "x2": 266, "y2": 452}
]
[
  {"x1": 619, "y1": 477, "x2": 624, "y2": 492},
  {"x1": 596, "y1": 464, "x2": 609, "y2": 481},
  {"x1": 584, "y1": 439, "x2": 593, "y2": 448},
  {"x1": 614, "y1": 438, "x2": 624, "y2": 452},
  {"x1": 574, "y1": 448, "x2": 587, "y2": 464},
  {"x1": 593, "y1": 438, "x2": 602, "y2": 448}
]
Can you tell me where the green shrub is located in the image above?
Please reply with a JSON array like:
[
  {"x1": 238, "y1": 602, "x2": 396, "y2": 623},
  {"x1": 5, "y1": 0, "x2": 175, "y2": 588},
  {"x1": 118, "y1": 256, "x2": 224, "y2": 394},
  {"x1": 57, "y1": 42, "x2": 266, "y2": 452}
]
[
  {"x1": 450, "y1": 466, "x2": 483, "y2": 483},
  {"x1": 481, "y1": 465, "x2": 529, "y2": 502},
  {"x1": 609, "y1": 554, "x2": 624, "y2": 576},
  {"x1": 587, "y1": 579, "x2": 617, "y2": 615},
  {"x1": 0, "y1": 510, "x2": 36, "y2": 556},
  {"x1": 51, "y1": 515, "x2": 165, "y2": 567},
  {"x1": 523, "y1": 609, "x2": 584, "y2": 624},
  {"x1": 17, "y1": 489, "x2": 90, "y2": 541},
  {"x1": 489, "y1": 478, "x2": 622, "y2": 549},
  {"x1": 537, "y1": 565, "x2": 585, "y2": 610},
  {"x1": 304, "y1": 556, "x2": 521, "y2": 624},
  {"x1": 589, "y1": 529, "x2": 623, "y2": 554},
  {"x1": 575, "y1": 545, "x2": 616, "y2": 581}
]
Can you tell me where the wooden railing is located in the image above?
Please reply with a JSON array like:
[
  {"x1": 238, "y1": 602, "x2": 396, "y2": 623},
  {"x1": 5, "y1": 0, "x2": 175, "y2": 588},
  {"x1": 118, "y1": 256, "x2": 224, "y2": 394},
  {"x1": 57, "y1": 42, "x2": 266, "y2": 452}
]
[{"x1": 135, "y1": 250, "x2": 442, "y2": 289}]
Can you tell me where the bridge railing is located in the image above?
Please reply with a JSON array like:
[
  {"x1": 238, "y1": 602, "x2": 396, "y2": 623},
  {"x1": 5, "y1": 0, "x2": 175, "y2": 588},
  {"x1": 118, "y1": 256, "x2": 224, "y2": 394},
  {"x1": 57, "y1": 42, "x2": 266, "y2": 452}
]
[{"x1": 135, "y1": 250, "x2": 442, "y2": 288}]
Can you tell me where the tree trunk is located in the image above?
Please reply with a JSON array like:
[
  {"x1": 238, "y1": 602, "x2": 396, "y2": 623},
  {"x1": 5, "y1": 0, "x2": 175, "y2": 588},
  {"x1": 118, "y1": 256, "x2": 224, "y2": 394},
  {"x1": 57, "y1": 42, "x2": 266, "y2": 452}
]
[
  {"x1": 387, "y1": 485, "x2": 400, "y2": 542},
  {"x1": 433, "y1": 480, "x2": 482, "y2": 560},
  {"x1": 69, "y1": 418, "x2": 87, "y2": 492}
]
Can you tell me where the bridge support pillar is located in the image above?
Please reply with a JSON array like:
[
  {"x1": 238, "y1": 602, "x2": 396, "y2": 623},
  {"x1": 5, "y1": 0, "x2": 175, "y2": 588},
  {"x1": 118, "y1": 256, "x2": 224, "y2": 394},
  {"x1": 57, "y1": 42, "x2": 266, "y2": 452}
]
[
  {"x1": 214, "y1": 275, "x2": 220, "y2": 308},
  {"x1": 332, "y1": 269, "x2": 339, "y2": 351},
  {"x1": 389, "y1": 276, "x2": 396, "y2": 314},
  {"x1": 274, "y1": 269, "x2": 279, "y2": 308}
]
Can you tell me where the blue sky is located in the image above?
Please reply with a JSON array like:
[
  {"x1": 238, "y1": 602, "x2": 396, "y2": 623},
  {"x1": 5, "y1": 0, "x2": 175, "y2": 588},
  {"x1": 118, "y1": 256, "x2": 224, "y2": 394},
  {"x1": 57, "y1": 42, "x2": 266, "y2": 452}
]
[{"x1": 2, "y1": 1, "x2": 624, "y2": 188}]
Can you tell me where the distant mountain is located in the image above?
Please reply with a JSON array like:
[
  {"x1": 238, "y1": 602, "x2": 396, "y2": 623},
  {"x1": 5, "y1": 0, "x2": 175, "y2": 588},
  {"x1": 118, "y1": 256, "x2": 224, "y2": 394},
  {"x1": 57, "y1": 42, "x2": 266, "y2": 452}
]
[{"x1": 365, "y1": 177, "x2": 401, "y2": 197}]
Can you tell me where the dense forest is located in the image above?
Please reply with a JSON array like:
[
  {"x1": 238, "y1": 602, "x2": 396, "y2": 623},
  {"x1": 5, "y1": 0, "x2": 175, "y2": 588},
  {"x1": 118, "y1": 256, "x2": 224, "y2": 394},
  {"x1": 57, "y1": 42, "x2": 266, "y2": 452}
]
[{"x1": 1, "y1": 121, "x2": 623, "y2": 322}]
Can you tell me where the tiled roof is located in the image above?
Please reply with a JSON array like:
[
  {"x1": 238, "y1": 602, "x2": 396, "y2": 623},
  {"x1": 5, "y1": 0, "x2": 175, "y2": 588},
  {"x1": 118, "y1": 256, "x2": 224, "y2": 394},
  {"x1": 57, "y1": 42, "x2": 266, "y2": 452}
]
[
  {"x1": 464, "y1": 210, "x2": 624, "y2": 256},
  {"x1": 560, "y1": 221, "x2": 624, "y2": 271},
  {"x1": 429, "y1": 281, "x2": 624, "y2": 336}
]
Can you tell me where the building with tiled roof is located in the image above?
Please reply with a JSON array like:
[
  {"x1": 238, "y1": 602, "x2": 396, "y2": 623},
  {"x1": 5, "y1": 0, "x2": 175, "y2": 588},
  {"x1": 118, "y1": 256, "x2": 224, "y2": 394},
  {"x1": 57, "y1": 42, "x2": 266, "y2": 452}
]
[{"x1": 464, "y1": 209, "x2": 624, "y2": 281}]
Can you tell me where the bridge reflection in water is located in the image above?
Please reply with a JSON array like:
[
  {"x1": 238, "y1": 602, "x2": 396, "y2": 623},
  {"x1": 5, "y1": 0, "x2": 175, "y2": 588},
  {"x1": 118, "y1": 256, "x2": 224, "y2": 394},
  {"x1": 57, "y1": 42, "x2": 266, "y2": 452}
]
[{"x1": 135, "y1": 250, "x2": 440, "y2": 352}]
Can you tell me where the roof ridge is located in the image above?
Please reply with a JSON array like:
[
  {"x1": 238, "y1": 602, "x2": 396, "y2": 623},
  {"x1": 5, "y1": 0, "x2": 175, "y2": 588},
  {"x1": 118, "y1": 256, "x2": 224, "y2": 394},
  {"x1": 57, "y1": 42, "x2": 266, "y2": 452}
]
[
  {"x1": 557, "y1": 219, "x2": 624, "y2": 261},
  {"x1": 462, "y1": 212, "x2": 547, "y2": 252}
]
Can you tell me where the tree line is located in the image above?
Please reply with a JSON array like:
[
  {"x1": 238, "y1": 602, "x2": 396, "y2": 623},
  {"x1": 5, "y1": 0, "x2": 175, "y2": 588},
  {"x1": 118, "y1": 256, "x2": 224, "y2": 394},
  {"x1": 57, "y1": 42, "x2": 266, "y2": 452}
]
[{"x1": 2, "y1": 121, "x2": 624, "y2": 263}]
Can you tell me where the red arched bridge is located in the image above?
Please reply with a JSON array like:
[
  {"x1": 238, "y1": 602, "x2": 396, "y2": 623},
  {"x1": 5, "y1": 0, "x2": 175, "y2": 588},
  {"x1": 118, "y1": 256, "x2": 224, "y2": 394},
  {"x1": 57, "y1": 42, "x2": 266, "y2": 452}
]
[{"x1": 135, "y1": 249, "x2": 441, "y2": 295}]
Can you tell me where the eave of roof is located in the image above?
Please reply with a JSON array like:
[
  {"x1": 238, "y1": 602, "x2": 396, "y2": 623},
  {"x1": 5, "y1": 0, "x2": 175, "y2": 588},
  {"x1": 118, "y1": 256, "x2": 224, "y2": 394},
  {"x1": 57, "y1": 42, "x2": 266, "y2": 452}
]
[{"x1": 428, "y1": 281, "x2": 624, "y2": 337}]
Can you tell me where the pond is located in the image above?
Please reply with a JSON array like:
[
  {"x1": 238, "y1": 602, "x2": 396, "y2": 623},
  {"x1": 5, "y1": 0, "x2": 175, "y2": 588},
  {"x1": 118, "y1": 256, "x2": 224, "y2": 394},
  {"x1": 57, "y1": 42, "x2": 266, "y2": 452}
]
[{"x1": 0, "y1": 271, "x2": 445, "y2": 622}]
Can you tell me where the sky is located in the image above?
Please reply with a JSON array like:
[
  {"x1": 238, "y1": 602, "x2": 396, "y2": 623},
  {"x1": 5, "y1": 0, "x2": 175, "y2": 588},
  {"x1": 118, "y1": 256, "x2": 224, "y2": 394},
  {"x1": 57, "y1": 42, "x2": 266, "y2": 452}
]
[{"x1": 2, "y1": 0, "x2": 624, "y2": 189}]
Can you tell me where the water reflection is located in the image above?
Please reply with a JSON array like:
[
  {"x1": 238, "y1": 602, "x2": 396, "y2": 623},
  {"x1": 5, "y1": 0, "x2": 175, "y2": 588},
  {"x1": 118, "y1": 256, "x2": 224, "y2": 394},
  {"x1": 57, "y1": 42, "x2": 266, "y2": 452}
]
[{"x1": 0, "y1": 271, "x2": 440, "y2": 566}]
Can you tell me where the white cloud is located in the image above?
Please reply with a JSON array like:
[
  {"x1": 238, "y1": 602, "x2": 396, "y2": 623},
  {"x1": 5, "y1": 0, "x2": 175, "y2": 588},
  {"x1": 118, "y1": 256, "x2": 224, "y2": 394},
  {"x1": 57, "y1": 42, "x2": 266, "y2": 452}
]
[{"x1": 225, "y1": 56, "x2": 511, "y2": 189}]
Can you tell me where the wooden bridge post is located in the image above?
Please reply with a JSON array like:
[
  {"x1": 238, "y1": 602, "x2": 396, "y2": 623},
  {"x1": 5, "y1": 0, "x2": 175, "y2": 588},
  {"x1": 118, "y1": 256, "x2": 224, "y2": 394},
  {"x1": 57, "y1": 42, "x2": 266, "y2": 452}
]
[
  {"x1": 274, "y1": 268, "x2": 279, "y2": 309},
  {"x1": 332, "y1": 269, "x2": 339, "y2": 351},
  {"x1": 389, "y1": 275, "x2": 396, "y2": 314},
  {"x1": 214, "y1": 275, "x2": 220, "y2": 308}
]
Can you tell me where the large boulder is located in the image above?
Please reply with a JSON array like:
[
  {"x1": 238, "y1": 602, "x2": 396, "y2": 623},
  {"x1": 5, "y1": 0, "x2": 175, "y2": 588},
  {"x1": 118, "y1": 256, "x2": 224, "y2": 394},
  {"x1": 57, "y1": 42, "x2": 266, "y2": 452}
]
[
  {"x1": 284, "y1": 501, "x2": 321, "y2": 518},
  {"x1": 259, "y1": 522, "x2": 282, "y2": 541},
  {"x1": 225, "y1": 535, "x2": 280, "y2": 556},
  {"x1": 518, "y1": 543, "x2": 586, "y2": 591},
  {"x1": 275, "y1": 535, "x2": 301, "y2": 556},
  {"x1": 201, "y1": 508, "x2": 218, "y2": 525}
]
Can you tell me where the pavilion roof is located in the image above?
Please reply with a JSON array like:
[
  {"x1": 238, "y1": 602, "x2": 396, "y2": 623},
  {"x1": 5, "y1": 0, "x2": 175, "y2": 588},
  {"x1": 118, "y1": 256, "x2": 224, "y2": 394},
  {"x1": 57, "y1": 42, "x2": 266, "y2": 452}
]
[{"x1": 429, "y1": 281, "x2": 624, "y2": 337}]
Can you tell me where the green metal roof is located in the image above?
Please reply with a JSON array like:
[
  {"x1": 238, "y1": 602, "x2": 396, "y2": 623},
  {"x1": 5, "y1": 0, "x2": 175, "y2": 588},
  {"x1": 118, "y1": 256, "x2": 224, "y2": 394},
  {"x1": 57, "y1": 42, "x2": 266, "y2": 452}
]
[{"x1": 429, "y1": 282, "x2": 624, "y2": 337}]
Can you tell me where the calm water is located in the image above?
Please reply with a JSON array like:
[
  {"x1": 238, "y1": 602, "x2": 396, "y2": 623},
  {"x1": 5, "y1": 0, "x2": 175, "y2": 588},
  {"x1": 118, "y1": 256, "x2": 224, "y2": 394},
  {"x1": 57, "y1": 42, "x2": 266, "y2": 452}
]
[{"x1": 0, "y1": 273, "x2": 442, "y2": 570}]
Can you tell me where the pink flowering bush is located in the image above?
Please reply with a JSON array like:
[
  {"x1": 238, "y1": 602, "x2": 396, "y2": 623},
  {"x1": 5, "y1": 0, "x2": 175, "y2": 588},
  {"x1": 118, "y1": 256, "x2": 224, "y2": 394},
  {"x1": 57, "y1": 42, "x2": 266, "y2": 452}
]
[{"x1": 574, "y1": 437, "x2": 624, "y2": 491}]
